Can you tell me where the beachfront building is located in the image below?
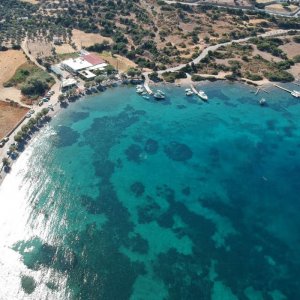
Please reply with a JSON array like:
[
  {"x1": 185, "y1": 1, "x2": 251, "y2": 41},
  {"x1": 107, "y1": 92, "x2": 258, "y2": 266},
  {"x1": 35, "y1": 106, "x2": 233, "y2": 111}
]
[
  {"x1": 61, "y1": 78, "x2": 77, "y2": 92},
  {"x1": 61, "y1": 57, "x2": 92, "y2": 74},
  {"x1": 61, "y1": 53, "x2": 108, "y2": 80}
]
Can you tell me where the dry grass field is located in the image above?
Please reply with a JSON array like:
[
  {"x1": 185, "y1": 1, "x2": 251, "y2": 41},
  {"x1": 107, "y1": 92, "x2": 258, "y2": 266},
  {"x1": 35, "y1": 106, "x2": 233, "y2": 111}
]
[
  {"x1": 55, "y1": 44, "x2": 75, "y2": 54},
  {"x1": 27, "y1": 39, "x2": 52, "y2": 58},
  {"x1": 72, "y1": 30, "x2": 113, "y2": 49},
  {"x1": 279, "y1": 42, "x2": 300, "y2": 59},
  {"x1": 0, "y1": 50, "x2": 27, "y2": 86},
  {"x1": 265, "y1": 3, "x2": 299, "y2": 13},
  {"x1": 0, "y1": 101, "x2": 29, "y2": 140},
  {"x1": 20, "y1": 0, "x2": 38, "y2": 3},
  {"x1": 0, "y1": 50, "x2": 28, "y2": 105},
  {"x1": 96, "y1": 52, "x2": 137, "y2": 72}
]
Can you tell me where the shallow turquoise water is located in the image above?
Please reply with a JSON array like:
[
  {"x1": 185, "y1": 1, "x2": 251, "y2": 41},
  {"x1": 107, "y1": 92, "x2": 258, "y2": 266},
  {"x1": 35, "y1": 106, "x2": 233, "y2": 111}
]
[{"x1": 0, "y1": 82, "x2": 300, "y2": 299}]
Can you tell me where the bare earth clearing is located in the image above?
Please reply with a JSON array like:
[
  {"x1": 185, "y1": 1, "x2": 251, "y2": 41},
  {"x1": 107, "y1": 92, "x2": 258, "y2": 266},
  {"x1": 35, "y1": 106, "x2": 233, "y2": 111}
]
[
  {"x1": 279, "y1": 42, "x2": 300, "y2": 59},
  {"x1": 72, "y1": 29, "x2": 113, "y2": 49},
  {"x1": 20, "y1": 0, "x2": 38, "y2": 3},
  {"x1": 27, "y1": 39, "x2": 52, "y2": 58},
  {"x1": 96, "y1": 52, "x2": 137, "y2": 72},
  {"x1": 0, "y1": 50, "x2": 27, "y2": 105},
  {"x1": 55, "y1": 44, "x2": 75, "y2": 54},
  {"x1": 0, "y1": 50, "x2": 27, "y2": 86},
  {"x1": 0, "y1": 101, "x2": 28, "y2": 140},
  {"x1": 265, "y1": 4, "x2": 299, "y2": 14}
]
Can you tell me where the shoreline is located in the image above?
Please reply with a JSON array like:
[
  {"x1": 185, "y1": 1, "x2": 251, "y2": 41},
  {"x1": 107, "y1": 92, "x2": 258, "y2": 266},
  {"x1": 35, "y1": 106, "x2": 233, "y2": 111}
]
[{"x1": 0, "y1": 78, "x2": 297, "y2": 187}]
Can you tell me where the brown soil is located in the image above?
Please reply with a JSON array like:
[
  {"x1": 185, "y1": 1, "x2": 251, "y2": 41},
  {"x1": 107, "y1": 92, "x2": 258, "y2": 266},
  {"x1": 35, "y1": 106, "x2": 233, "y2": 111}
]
[
  {"x1": 55, "y1": 44, "x2": 76, "y2": 54},
  {"x1": 279, "y1": 42, "x2": 300, "y2": 59},
  {"x1": 0, "y1": 50, "x2": 27, "y2": 86},
  {"x1": 72, "y1": 29, "x2": 113, "y2": 49},
  {"x1": 27, "y1": 39, "x2": 52, "y2": 58},
  {"x1": 0, "y1": 101, "x2": 29, "y2": 140},
  {"x1": 252, "y1": 45, "x2": 282, "y2": 62},
  {"x1": 96, "y1": 52, "x2": 137, "y2": 72}
]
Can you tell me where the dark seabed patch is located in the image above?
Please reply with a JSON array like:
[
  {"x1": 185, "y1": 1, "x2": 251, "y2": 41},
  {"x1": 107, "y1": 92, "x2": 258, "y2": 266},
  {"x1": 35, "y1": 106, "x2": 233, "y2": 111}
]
[
  {"x1": 130, "y1": 181, "x2": 145, "y2": 197},
  {"x1": 21, "y1": 275, "x2": 36, "y2": 294},
  {"x1": 125, "y1": 144, "x2": 143, "y2": 162},
  {"x1": 53, "y1": 126, "x2": 80, "y2": 147},
  {"x1": 164, "y1": 141, "x2": 193, "y2": 161},
  {"x1": 144, "y1": 138, "x2": 159, "y2": 154},
  {"x1": 69, "y1": 111, "x2": 90, "y2": 123}
]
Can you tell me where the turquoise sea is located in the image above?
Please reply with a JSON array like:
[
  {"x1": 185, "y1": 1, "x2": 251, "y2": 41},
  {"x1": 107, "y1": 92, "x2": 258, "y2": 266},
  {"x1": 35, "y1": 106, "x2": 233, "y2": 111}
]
[{"x1": 0, "y1": 82, "x2": 300, "y2": 299}]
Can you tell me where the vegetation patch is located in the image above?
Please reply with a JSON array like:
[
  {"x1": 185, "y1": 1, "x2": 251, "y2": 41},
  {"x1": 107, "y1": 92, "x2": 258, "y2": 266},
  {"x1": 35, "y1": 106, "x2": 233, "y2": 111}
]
[{"x1": 4, "y1": 63, "x2": 54, "y2": 98}]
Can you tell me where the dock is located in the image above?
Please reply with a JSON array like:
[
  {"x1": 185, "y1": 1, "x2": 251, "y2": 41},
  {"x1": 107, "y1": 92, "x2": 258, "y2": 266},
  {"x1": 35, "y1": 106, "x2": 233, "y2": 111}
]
[
  {"x1": 273, "y1": 84, "x2": 292, "y2": 93},
  {"x1": 143, "y1": 74, "x2": 153, "y2": 95},
  {"x1": 190, "y1": 84, "x2": 207, "y2": 101}
]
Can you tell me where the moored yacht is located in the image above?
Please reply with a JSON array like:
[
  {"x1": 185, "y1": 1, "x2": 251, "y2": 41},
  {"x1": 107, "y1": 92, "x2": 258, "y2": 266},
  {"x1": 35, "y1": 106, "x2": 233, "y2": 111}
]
[
  {"x1": 291, "y1": 90, "x2": 300, "y2": 98},
  {"x1": 154, "y1": 91, "x2": 165, "y2": 100},
  {"x1": 259, "y1": 98, "x2": 266, "y2": 106},
  {"x1": 198, "y1": 90, "x2": 208, "y2": 101},
  {"x1": 185, "y1": 89, "x2": 193, "y2": 96}
]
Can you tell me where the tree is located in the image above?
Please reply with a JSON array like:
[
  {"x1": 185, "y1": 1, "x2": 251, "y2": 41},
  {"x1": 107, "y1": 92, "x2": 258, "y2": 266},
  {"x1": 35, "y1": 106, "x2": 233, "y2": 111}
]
[
  {"x1": 58, "y1": 94, "x2": 66, "y2": 102},
  {"x1": 105, "y1": 65, "x2": 116, "y2": 75},
  {"x1": 2, "y1": 157, "x2": 10, "y2": 166}
]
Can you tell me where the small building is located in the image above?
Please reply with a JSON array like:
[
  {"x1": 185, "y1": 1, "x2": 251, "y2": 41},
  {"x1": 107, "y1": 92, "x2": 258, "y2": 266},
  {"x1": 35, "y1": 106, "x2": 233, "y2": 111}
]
[
  {"x1": 78, "y1": 69, "x2": 96, "y2": 80},
  {"x1": 61, "y1": 78, "x2": 77, "y2": 91},
  {"x1": 53, "y1": 36, "x2": 63, "y2": 45},
  {"x1": 50, "y1": 65, "x2": 64, "y2": 78},
  {"x1": 83, "y1": 54, "x2": 108, "y2": 72}
]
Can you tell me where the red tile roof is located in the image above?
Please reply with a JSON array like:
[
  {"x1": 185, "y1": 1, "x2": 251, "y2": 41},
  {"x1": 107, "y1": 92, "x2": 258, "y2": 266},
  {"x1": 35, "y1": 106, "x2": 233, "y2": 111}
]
[{"x1": 83, "y1": 54, "x2": 106, "y2": 66}]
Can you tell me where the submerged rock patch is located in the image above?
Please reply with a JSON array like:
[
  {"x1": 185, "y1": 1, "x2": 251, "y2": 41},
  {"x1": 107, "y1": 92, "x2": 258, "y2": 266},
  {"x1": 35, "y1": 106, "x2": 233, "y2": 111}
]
[
  {"x1": 144, "y1": 138, "x2": 159, "y2": 154},
  {"x1": 164, "y1": 141, "x2": 193, "y2": 162},
  {"x1": 21, "y1": 275, "x2": 36, "y2": 294},
  {"x1": 125, "y1": 144, "x2": 143, "y2": 162},
  {"x1": 131, "y1": 182, "x2": 145, "y2": 197},
  {"x1": 54, "y1": 126, "x2": 80, "y2": 147}
]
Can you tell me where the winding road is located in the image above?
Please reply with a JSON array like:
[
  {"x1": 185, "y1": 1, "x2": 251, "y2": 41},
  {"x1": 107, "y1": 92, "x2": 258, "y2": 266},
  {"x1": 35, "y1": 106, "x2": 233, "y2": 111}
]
[
  {"x1": 164, "y1": 0, "x2": 300, "y2": 18},
  {"x1": 143, "y1": 29, "x2": 299, "y2": 85}
]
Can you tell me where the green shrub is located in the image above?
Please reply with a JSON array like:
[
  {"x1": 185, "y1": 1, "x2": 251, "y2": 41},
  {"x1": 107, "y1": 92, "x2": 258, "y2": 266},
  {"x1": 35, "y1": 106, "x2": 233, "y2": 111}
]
[
  {"x1": 264, "y1": 70, "x2": 294, "y2": 82},
  {"x1": 245, "y1": 72, "x2": 263, "y2": 81}
]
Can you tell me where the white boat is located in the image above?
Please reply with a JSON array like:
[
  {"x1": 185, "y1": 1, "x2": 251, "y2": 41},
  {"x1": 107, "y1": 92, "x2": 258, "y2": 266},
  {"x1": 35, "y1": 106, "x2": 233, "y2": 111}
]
[
  {"x1": 291, "y1": 90, "x2": 300, "y2": 98},
  {"x1": 136, "y1": 87, "x2": 144, "y2": 94},
  {"x1": 154, "y1": 92, "x2": 165, "y2": 100},
  {"x1": 157, "y1": 89, "x2": 165, "y2": 95},
  {"x1": 186, "y1": 90, "x2": 193, "y2": 96},
  {"x1": 259, "y1": 98, "x2": 266, "y2": 106},
  {"x1": 185, "y1": 88, "x2": 191, "y2": 92},
  {"x1": 198, "y1": 90, "x2": 208, "y2": 101}
]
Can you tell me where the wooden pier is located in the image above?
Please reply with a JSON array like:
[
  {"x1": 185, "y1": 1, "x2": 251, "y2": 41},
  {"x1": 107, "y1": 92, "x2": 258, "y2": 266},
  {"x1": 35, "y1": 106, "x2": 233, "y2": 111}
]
[
  {"x1": 143, "y1": 74, "x2": 153, "y2": 95},
  {"x1": 273, "y1": 84, "x2": 292, "y2": 93}
]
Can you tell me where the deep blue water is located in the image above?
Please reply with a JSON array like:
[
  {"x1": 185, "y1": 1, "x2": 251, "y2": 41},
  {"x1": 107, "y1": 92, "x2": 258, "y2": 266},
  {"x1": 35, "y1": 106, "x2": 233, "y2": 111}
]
[{"x1": 0, "y1": 82, "x2": 300, "y2": 299}]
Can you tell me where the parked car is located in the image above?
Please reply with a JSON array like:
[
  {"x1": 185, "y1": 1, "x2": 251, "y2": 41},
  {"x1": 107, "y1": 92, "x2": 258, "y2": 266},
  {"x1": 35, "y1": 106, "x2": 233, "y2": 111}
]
[{"x1": 0, "y1": 141, "x2": 4, "y2": 148}]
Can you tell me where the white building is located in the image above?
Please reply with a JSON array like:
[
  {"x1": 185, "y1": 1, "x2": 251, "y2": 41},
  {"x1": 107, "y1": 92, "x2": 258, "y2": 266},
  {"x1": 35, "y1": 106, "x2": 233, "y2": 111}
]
[
  {"x1": 61, "y1": 53, "x2": 108, "y2": 79},
  {"x1": 62, "y1": 57, "x2": 93, "y2": 74}
]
